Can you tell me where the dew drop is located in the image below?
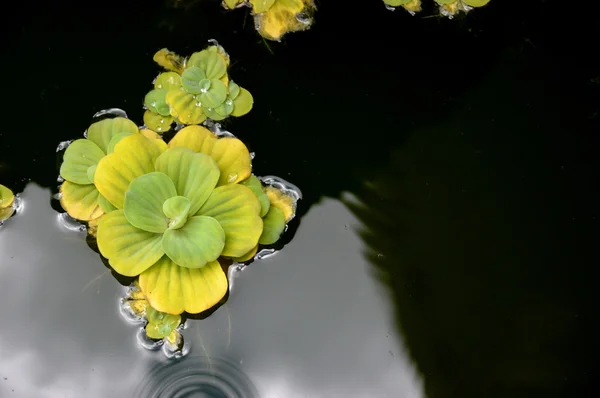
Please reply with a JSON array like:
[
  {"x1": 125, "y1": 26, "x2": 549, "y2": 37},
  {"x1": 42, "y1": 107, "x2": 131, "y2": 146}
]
[
  {"x1": 56, "y1": 176, "x2": 64, "y2": 183},
  {"x1": 250, "y1": 152, "x2": 256, "y2": 159}
]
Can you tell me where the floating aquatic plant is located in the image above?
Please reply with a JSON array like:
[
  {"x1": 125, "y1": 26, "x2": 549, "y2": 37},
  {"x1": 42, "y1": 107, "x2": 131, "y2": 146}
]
[
  {"x1": 143, "y1": 45, "x2": 253, "y2": 133},
  {"x1": 57, "y1": 110, "x2": 300, "y2": 355},
  {"x1": 222, "y1": 0, "x2": 316, "y2": 42},
  {"x1": 383, "y1": 0, "x2": 490, "y2": 16},
  {"x1": 0, "y1": 184, "x2": 17, "y2": 222}
]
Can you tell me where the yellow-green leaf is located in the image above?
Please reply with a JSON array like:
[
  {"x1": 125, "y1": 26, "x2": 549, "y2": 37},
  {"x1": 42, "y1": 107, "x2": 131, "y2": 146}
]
[
  {"x1": 165, "y1": 88, "x2": 207, "y2": 125},
  {"x1": 153, "y1": 49, "x2": 185, "y2": 74},
  {"x1": 256, "y1": 0, "x2": 313, "y2": 41},
  {"x1": 0, "y1": 184, "x2": 15, "y2": 209},
  {"x1": 259, "y1": 205, "x2": 286, "y2": 245},
  {"x1": 60, "y1": 139, "x2": 105, "y2": 185},
  {"x1": 139, "y1": 256, "x2": 228, "y2": 315},
  {"x1": 155, "y1": 147, "x2": 220, "y2": 215},
  {"x1": 251, "y1": 0, "x2": 276, "y2": 13},
  {"x1": 95, "y1": 135, "x2": 165, "y2": 209},
  {"x1": 241, "y1": 175, "x2": 270, "y2": 217},
  {"x1": 154, "y1": 72, "x2": 182, "y2": 91},
  {"x1": 231, "y1": 88, "x2": 253, "y2": 117},
  {"x1": 87, "y1": 117, "x2": 140, "y2": 154},
  {"x1": 168, "y1": 126, "x2": 252, "y2": 186},
  {"x1": 59, "y1": 181, "x2": 103, "y2": 221},
  {"x1": 162, "y1": 215, "x2": 225, "y2": 268},
  {"x1": 197, "y1": 184, "x2": 262, "y2": 257},
  {"x1": 233, "y1": 244, "x2": 258, "y2": 263},
  {"x1": 97, "y1": 210, "x2": 164, "y2": 277},
  {"x1": 98, "y1": 192, "x2": 117, "y2": 214},
  {"x1": 463, "y1": 0, "x2": 490, "y2": 6},
  {"x1": 187, "y1": 50, "x2": 227, "y2": 80}
]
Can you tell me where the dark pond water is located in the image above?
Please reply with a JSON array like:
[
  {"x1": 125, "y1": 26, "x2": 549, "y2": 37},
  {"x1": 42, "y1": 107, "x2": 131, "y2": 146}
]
[{"x1": 1, "y1": 1, "x2": 598, "y2": 397}]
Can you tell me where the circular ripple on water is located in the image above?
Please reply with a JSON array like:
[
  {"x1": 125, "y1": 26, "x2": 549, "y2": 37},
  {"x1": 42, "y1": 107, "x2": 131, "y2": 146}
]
[{"x1": 133, "y1": 356, "x2": 259, "y2": 398}]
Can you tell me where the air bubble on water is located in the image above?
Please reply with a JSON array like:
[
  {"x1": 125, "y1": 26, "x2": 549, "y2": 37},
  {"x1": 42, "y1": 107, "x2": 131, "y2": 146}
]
[
  {"x1": 136, "y1": 327, "x2": 163, "y2": 351},
  {"x1": 250, "y1": 152, "x2": 256, "y2": 159},
  {"x1": 205, "y1": 120, "x2": 236, "y2": 138},
  {"x1": 296, "y1": 12, "x2": 312, "y2": 25},
  {"x1": 83, "y1": 129, "x2": 88, "y2": 138},
  {"x1": 208, "y1": 38, "x2": 220, "y2": 47},
  {"x1": 52, "y1": 192, "x2": 62, "y2": 200},
  {"x1": 56, "y1": 175, "x2": 64, "y2": 183},
  {"x1": 93, "y1": 108, "x2": 128, "y2": 119},
  {"x1": 163, "y1": 334, "x2": 190, "y2": 359},
  {"x1": 56, "y1": 212, "x2": 86, "y2": 232},
  {"x1": 260, "y1": 176, "x2": 303, "y2": 200},
  {"x1": 255, "y1": 248, "x2": 277, "y2": 261},
  {"x1": 119, "y1": 299, "x2": 146, "y2": 325},
  {"x1": 56, "y1": 140, "x2": 73, "y2": 152},
  {"x1": 384, "y1": 4, "x2": 395, "y2": 11}
]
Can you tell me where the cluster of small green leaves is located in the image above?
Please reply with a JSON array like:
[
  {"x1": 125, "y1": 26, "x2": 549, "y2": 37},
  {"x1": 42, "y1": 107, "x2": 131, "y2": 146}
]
[
  {"x1": 143, "y1": 46, "x2": 254, "y2": 134},
  {"x1": 382, "y1": 0, "x2": 490, "y2": 15}
]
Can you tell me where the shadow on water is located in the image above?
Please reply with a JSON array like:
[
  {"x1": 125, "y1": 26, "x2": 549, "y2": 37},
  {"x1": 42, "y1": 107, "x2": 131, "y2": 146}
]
[{"x1": 346, "y1": 29, "x2": 599, "y2": 398}]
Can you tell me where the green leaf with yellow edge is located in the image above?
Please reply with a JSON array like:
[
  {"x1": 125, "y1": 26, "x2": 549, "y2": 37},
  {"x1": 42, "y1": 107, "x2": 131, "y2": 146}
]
[
  {"x1": 95, "y1": 134, "x2": 166, "y2": 209},
  {"x1": 162, "y1": 216, "x2": 225, "y2": 268},
  {"x1": 60, "y1": 139, "x2": 105, "y2": 185},
  {"x1": 59, "y1": 181, "x2": 103, "y2": 221},
  {"x1": 124, "y1": 172, "x2": 178, "y2": 233},
  {"x1": 97, "y1": 210, "x2": 165, "y2": 277},
  {"x1": 154, "y1": 147, "x2": 220, "y2": 215},
  {"x1": 463, "y1": 0, "x2": 490, "y2": 6},
  {"x1": 256, "y1": 0, "x2": 313, "y2": 41},
  {"x1": 163, "y1": 196, "x2": 191, "y2": 230},
  {"x1": 144, "y1": 89, "x2": 171, "y2": 117},
  {"x1": 187, "y1": 50, "x2": 227, "y2": 80},
  {"x1": 233, "y1": 244, "x2": 258, "y2": 263},
  {"x1": 197, "y1": 184, "x2": 262, "y2": 257},
  {"x1": 106, "y1": 132, "x2": 135, "y2": 154},
  {"x1": 146, "y1": 306, "x2": 181, "y2": 339},
  {"x1": 154, "y1": 72, "x2": 181, "y2": 91},
  {"x1": 181, "y1": 66, "x2": 207, "y2": 95},
  {"x1": 0, "y1": 184, "x2": 14, "y2": 209},
  {"x1": 228, "y1": 81, "x2": 240, "y2": 100},
  {"x1": 259, "y1": 205, "x2": 286, "y2": 245},
  {"x1": 165, "y1": 88, "x2": 207, "y2": 125},
  {"x1": 231, "y1": 88, "x2": 253, "y2": 117},
  {"x1": 251, "y1": 0, "x2": 276, "y2": 13},
  {"x1": 241, "y1": 175, "x2": 270, "y2": 217},
  {"x1": 87, "y1": 117, "x2": 140, "y2": 154},
  {"x1": 98, "y1": 192, "x2": 117, "y2": 213},
  {"x1": 139, "y1": 256, "x2": 228, "y2": 315},
  {"x1": 168, "y1": 126, "x2": 252, "y2": 186}
]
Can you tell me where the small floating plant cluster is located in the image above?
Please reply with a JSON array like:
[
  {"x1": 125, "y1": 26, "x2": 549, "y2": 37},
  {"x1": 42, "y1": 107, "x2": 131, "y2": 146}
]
[
  {"x1": 0, "y1": 184, "x2": 21, "y2": 225},
  {"x1": 56, "y1": 43, "x2": 300, "y2": 358},
  {"x1": 222, "y1": 0, "x2": 315, "y2": 41},
  {"x1": 383, "y1": 0, "x2": 490, "y2": 17}
]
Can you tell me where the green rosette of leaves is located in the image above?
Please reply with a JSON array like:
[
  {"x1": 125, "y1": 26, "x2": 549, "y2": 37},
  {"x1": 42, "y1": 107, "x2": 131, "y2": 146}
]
[
  {"x1": 58, "y1": 117, "x2": 143, "y2": 221},
  {"x1": 94, "y1": 132, "x2": 262, "y2": 315},
  {"x1": 0, "y1": 184, "x2": 15, "y2": 221},
  {"x1": 144, "y1": 46, "x2": 254, "y2": 129}
]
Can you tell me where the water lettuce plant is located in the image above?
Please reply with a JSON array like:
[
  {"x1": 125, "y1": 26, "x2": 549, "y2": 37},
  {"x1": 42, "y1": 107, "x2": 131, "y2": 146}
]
[
  {"x1": 0, "y1": 184, "x2": 16, "y2": 221},
  {"x1": 143, "y1": 45, "x2": 253, "y2": 133},
  {"x1": 56, "y1": 42, "x2": 300, "y2": 354},
  {"x1": 223, "y1": 0, "x2": 316, "y2": 41},
  {"x1": 383, "y1": 0, "x2": 490, "y2": 15}
]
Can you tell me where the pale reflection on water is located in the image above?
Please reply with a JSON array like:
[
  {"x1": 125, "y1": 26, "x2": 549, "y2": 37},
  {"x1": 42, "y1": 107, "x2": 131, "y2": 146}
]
[{"x1": 0, "y1": 184, "x2": 422, "y2": 397}]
